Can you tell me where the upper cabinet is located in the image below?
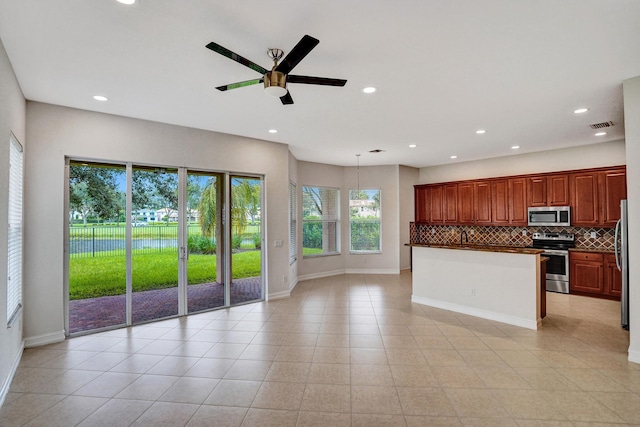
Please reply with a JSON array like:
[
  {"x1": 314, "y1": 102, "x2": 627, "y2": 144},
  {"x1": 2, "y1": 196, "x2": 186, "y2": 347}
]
[
  {"x1": 414, "y1": 186, "x2": 429, "y2": 223},
  {"x1": 508, "y1": 178, "x2": 528, "y2": 226},
  {"x1": 600, "y1": 168, "x2": 627, "y2": 226},
  {"x1": 414, "y1": 166, "x2": 625, "y2": 228},
  {"x1": 570, "y1": 167, "x2": 626, "y2": 227},
  {"x1": 528, "y1": 174, "x2": 569, "y2": 207}
]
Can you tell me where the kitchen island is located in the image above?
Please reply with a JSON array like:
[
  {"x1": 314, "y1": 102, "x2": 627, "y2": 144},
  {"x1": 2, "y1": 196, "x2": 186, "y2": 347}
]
[{"x1": 411, "y1": 244, "x2": 545, "y2": 330}]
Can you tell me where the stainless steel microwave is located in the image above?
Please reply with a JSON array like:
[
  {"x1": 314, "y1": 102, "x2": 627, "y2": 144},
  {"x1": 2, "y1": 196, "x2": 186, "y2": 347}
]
[{"x1": 527, "y1": 206, "x2": 571, "y2": 227}]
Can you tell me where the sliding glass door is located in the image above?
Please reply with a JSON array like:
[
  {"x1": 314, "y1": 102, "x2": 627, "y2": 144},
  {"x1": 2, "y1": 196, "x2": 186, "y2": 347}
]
[
  {"x1": 131, "y1": 166, "x2": 179, "y2": 324},
  {"x1": 67, "y1": 162, "x2": 127, "y2": 334},
  {"x1": 230, "y1": 176, "x2": 263, "y2": 305},
  {"x1": 67, "y1": 161, "x2": 264, "y2": 335},
  {"x1": 187, "y1": 171, "x2": 226, "y2": 313}
]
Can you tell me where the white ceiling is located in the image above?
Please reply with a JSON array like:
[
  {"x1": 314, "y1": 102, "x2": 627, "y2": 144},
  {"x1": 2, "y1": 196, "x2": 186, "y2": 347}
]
[{"x1": 1, "y1": 0, "x2": 638, "y2": 168}]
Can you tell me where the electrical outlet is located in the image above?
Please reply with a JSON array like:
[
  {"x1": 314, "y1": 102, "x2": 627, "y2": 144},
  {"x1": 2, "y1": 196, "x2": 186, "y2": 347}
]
[
  {"x1": 283, "y1": 275, "x2": 288, "y2": 284},
  {"x1": 590, "y1": 231, "x2": 597, "y2": 238},
  {"x1": 471, "y1": 288, "x2": 476, "y2": 296},
  {"x1": 274, "y1": 239, "x2": 283, "y2": 247},
  {"x1": 522, "y1": 229, "x2": 527, "y2": 236},
  {"x1": 470, "y1": 229, "x2": 475, "y2": 235}
]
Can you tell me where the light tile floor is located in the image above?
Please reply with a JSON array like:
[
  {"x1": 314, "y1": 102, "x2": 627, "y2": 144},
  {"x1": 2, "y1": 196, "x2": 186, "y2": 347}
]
[{"x1": 2, "y1": 272, "x2": 639, "y2": 426}]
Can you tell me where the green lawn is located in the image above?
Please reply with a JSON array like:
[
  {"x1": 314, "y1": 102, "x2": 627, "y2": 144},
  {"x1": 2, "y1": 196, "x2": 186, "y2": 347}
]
[{"x1": 69, "y1": 250, "x2": 261, "y2": 300}]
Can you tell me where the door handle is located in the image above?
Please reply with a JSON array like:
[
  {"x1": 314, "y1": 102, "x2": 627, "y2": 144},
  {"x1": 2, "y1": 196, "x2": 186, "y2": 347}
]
[{"x1": 614, "y1": 219, "x2": 621, "y2": 271}]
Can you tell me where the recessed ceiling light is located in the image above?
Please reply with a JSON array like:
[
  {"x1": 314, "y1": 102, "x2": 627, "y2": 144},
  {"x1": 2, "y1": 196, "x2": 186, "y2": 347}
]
[
  {"x1": 362, "y1": 87, "x2": 376, "y2": 94},
  {"x1": 476, "y1": 129, "x2": 486, "y2": 134},
  {"x1": 511, "y1": 145, "x2": 520, "y2": 150},
  {"x1": 409, "y1": 144, "x2": 417, "y2": 148},
  {"x1": 268, "y1": 129, "x2": 278, "y2": 134},
  {"x1": 116, "y1": 0, "x2": 136, "y2": 4},
  {"x1": 595, "y1": 132, "x2": 607, "y2": 136},
  {"x1": 93, "y1": 95, "x2": 108, "y2": 101},
  {"x1": 450, "y1": 155, "x2": 458, "y2": 159},
  {"x1": 574, "y1": 108, "x2": 589, "y2": 114}
]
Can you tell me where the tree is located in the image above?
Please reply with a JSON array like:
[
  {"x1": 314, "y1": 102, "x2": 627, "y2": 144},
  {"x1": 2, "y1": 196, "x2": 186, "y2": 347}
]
[
  {"x1": 198, "y1": 177, "x2": 217, "y2": 238},
  {"x1": 132, "y1": 169, "x2": 178, "y2": 225},
  {"x1": 69, "y1": 164, "x2": 123, "y2": 224}
]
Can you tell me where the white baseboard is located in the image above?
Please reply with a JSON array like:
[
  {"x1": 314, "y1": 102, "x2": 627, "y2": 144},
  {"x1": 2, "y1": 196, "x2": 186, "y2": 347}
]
[
  {"x1": 298, "y1": 269, "x2": 346, "y2": 282},
  {"x1": 411, "y1": 295, "x2": 540, "y2": 331},
  {"x1": 24, "y1": 330, "x2": 66, "y2": 348},
  {"x1": 344, "y1": 268, "x2": 400, "y2": 275},
  {"x1": 267, "y1": 277, "x2": 299, "y2": 301},
  {"x1": 0, "y1": 340, "x2": 24, "y2": 408},
  {"x1": 629, "y1": 348, "x2": 640, "y2": 365}
]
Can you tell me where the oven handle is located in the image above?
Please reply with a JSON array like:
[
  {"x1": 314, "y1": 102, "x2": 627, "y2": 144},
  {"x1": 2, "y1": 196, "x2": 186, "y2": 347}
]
[{"x1": 540, "y1": 249, "x2": 569, "y2": 255}]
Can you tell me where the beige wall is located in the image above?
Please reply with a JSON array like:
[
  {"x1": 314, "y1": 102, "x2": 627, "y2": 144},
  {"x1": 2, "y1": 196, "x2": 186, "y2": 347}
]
[
  {"x1": 399, "y1": 166, "x2": 419, "y2": 270},
  {"x1": 24, "y1": 102, "x2": 291, "y2": 345},
  {"x1": 623, "y1": 76, "x2": 640, "y2": 363},
  {"x1": 296, "y1": 161, "x2": 408, "y2": 279},
  {"x1": 420, "y1": 140, "x2": 626, "y2": 184},
  {"x1": 0, "y1": 37, "x2": 26, "y2": 405}
]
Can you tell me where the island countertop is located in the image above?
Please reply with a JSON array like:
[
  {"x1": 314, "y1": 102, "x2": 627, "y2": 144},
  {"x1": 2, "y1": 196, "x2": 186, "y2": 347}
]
[
  {"x1": 406, "y1": 243, "x2": 544, "y2": 255},
  {"x1": 411, "y1": 245, "x2": 545, "y2": 330}
]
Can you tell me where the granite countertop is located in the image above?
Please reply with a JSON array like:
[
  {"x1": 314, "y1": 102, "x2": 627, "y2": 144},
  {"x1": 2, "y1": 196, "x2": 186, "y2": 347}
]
[
  {"x1": 569, "y1": 247, "x2": 615, "y2": 254},
  {"x1": 407, "y1": 243, "x2": 544, "y2": 255}
]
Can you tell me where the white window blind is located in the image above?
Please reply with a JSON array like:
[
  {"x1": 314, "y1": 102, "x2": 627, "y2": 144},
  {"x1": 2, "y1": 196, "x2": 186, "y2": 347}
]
[
  {"x1": 7, "y1": 134, "x2": 23, "y2": 326},
  {"x1": 289, "y1": 182, "x2": 297, "y2": 264},
  {"x1": 302, "y1": 186, "x2": 339, "y2": 256}
]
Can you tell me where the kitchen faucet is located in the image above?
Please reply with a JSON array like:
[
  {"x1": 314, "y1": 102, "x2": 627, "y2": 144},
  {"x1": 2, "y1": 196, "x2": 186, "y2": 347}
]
[{"x1": 460, "y1": 230, "x2": 468, "y2": 246}]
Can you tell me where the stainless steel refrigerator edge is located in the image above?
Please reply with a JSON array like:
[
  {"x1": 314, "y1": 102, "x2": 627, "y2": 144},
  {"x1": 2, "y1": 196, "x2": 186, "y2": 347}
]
[{"x1": 615, "y1": 199, "x2": 630, "y2": 330}]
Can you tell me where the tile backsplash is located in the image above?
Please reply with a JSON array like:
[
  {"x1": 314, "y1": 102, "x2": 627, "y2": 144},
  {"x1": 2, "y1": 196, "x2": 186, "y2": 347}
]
[{"x1": 410, "y1": 223, "x2": 615, "y2": 251}]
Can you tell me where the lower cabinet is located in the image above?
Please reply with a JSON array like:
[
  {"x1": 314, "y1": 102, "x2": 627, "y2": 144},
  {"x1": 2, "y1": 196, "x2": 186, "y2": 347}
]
[{"x1": 569, "y1": 251, "x2": 621, "y2": 300}]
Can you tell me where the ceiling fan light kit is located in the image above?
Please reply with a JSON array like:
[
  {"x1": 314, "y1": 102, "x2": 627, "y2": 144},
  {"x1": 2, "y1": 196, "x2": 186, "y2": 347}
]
[
  {"x1": 264, "y1": 71, "x2": 287, "y2": 97},
  {"x1": 206, "y1": 35, "x2": 346, "y2": 105}
]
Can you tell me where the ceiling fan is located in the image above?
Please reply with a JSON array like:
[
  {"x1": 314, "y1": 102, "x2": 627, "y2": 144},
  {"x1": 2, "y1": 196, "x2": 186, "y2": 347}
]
[{"x1": 206, "y1": 35, "x2": 347, "y2": 105}]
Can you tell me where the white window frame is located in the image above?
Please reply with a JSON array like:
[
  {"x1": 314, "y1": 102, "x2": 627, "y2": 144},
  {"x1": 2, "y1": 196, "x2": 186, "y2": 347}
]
[
  {"x1": 349, "y1": 189, "x2": 382, "y2": 254},
  {"x1": 302, "y1": 186, "x2": 340, "y2": 257},
  {"x1": 289, "y1": 182, "x2": 297, "y2": 264},
  {"x1": 7, "y1": 134, "x2": 23, "y2": 327}
]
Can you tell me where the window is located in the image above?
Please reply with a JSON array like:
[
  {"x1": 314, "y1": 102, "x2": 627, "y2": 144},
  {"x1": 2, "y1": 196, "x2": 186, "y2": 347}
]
[
  {"x1": 289, "y1": 182, "x2": 297, "y2": 264},
  {"x1": 7, "y1": 134, "x2": 23, "y2": 326},
  {"x1": 302, "y1": 186, "x2": 339, "y2": 256},
  {"x1": 349, "y1": 189, "x2": 381, "y2": 253}
]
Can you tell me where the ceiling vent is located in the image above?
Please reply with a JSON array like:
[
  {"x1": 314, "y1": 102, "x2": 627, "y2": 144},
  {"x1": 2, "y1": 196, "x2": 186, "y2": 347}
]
[
  {"x1": 590, "y1": 121, "x2": 614, "y2": 129},
  {"x1": 369, "y1": 149, "x2": 386, "y2": 153}
]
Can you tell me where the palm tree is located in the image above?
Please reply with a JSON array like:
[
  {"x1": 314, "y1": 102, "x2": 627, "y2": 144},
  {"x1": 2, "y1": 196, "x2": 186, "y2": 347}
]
[{"x1": 198, "y1": 178, "x2": 217, "y2": 238}]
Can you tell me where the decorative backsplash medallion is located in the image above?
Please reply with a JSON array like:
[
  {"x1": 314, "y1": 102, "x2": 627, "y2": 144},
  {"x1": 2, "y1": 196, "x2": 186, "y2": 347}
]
[{"x1": 410, "y1": 223, "x2": 615, "y2": 251}]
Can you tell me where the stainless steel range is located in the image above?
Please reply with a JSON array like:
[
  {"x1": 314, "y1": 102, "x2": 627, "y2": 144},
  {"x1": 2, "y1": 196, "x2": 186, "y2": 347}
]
[{"x1": 530, "y1": 232, "x2": 575, "y2": 294}]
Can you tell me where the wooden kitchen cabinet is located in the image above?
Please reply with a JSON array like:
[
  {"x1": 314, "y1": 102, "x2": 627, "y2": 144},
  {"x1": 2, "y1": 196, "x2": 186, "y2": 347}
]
[
  {"x1": 599, "y1": 168, "x2": 627, "y2": 227},
  {"x1": 508, "y1": 178, "x2": 527, "y2": 225},
  {"x1": 429, "y1": 185, "x2": 445, "y2": 223},
  {"x1": 571, "y1": 168, "x2": 626, "y2": 227},
  {"x1": 414, "y1": 186, "x2": 429, "y2": 223},
  {"x1": 413, "y1": 166, "x2": 624, "y2": 228},
  {"x1": 443, "y1": 184, "x2": 458, "y2": 223},
  {"x1": 570, "y1": 251, "x2": 621, "y2": 300},
  {"x1": 528, "y1": 174, "x2": 569, "y2": 207},
  {"x1": 570, "y1": 252, "x2": 604, "y2": 294},
  {"x1": 605, "y1": 253, "x2": 623, "y2": 298},
  {"x1": 491, "y1": 179, "x2": 510, "y2": 225},
  {"x1": 474, "y1": 181, "x2": 492, "y2": 224},
  {"x1": 548, "y1": 174, "x2": 570, "y2": 206},
  {"x1": 571, "y1": 172, "x2": 599, "y2": 226},
  {"x1": 457, "y1": 182, "x2": 474, "y2": 224}
]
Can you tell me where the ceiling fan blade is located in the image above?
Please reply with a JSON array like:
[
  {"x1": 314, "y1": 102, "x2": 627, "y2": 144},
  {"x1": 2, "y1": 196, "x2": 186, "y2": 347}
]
[
  {"x1": 280, "y1": 92, "x2": 294, "y2": 105},
  {"x1": 206, "y1": 42, "x2": 267, "y2": 75},
  {"x1": 275, "y1": 35, "x2": 319, "y2": 75},
  {"x1": 215, "y1": 78, "x2": 264, "y2": 92},
  {"x1": 288, "y1": 75, "x2": 347, "y2": 87}
]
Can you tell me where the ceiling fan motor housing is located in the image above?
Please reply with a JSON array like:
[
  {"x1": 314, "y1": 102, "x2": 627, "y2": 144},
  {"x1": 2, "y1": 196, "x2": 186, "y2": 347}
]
[{"x1": 264, "y1": 70, "x2": 287, "y2": 96}]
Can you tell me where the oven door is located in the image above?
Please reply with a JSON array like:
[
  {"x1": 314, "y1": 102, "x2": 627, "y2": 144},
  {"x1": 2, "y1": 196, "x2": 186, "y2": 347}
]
[{"x1": 541, "y1": 249, "x2": 569, "y2": 281}]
